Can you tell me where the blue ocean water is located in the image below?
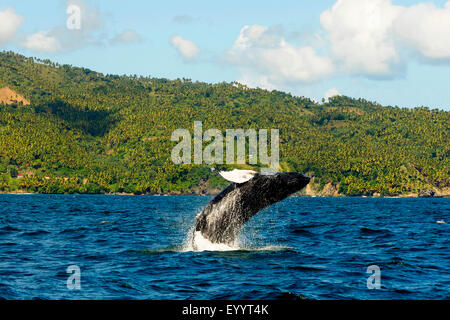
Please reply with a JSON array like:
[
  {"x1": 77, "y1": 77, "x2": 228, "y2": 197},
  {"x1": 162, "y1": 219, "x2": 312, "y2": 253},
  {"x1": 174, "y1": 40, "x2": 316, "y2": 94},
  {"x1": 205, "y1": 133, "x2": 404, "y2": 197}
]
[{"x1": 0, "y1": 194, "x2": 448, "y2": 300}]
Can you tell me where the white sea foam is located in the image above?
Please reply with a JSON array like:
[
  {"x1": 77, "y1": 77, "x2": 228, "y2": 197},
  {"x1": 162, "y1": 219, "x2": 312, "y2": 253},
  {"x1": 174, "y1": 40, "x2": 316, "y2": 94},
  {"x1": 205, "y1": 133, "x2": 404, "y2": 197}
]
[
  {"x1": 182, "y1": 230, "x2": 238, "y2": 252},
  {"x1": 180, "y1": 227, "x2": 291, "y2": 253}
]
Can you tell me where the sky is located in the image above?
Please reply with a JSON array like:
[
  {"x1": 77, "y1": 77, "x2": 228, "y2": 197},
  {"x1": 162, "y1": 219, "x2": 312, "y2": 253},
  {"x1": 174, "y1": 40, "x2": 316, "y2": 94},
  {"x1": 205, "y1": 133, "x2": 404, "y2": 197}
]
[{"x1": 1, "y1": 0, "x2": 450, "y2": 110}]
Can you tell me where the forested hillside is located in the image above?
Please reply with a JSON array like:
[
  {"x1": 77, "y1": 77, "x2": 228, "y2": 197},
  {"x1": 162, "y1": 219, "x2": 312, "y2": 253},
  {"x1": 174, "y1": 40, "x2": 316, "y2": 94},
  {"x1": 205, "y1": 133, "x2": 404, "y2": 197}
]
[{"x1": 0, "y1": 51, "x2": 448, "y2": 196}]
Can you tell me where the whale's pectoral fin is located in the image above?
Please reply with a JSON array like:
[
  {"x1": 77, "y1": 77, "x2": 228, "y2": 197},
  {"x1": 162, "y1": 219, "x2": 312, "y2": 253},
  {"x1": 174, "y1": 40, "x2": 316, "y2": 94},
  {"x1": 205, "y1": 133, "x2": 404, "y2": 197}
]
[{"x1": 218, "y1": 169, "x2": 258, "y2": 184}]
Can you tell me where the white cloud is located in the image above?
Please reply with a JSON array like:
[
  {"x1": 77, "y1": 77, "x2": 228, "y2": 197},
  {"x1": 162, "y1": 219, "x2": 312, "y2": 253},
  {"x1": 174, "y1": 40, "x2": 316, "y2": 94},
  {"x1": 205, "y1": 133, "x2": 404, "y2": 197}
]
[
  {"x1": 320, "y1": 0, "x2": 402, "y2": 77},
  {"x1": 52, "y1": 0, "x2": 106, "y2": 50},
  {"x1": 21, "y1": 0, "x2": 109, "y2": 53},
  {"x1": 228, "y1": 1, "x2": 450, "y2": 85},
  {"x1": 0, "y1": 8, "x2": 23, "y2": 45},
  {"x1": 24, "y1": 31, "x2": 61, "y2": 53},
  {"x1": 170, "y1": 35, "x2": 200, "y2": 61},
  {"x1": 226, "y1": 25, "x2": 334, "y2": 89},
  {"x1": 20, "y1": 0, "x2": 141, "y2": 53},
  {"x1": 110, "y1": 29, "x2": 141, "y2": 45},
  {"x1": 324, "y1": 87, "x2": 340, "y2": 102},
  {"x1": 236, "y1": 73, "x2": 278, "y2": 91},
  {"x1": 233, "y1": 25, "x2": 282, "y2": 50},
  {"x1": 66, "y1": 0, "x2": 104, "y2": 35},
  {"x1": 394, "y1": 1, "x2": 450, "y2": 60},
  {"x1": 320, "y1": 0, "x2": 450, "y2": 77}
]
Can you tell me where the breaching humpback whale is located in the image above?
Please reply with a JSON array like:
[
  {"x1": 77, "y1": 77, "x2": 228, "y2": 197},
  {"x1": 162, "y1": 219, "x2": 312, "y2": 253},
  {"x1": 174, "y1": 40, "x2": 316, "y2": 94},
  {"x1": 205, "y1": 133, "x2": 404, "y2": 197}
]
[{"x1": 194, "y1": 172, "x2": 310, "y2": 246}]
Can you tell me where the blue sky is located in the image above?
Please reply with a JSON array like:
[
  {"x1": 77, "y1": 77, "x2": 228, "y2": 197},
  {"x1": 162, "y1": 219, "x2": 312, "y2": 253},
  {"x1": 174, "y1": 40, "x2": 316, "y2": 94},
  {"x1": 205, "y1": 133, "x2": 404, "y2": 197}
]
[{"x1": 1, "y1": 0, "x2": 450, "y2": 110}]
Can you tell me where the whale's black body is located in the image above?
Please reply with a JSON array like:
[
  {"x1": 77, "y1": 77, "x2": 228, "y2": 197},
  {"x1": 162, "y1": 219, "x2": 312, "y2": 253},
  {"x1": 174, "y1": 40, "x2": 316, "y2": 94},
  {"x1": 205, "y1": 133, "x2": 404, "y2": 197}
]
[{"x1": 194, "y1": 172, "x2": 310, "y2": 245}]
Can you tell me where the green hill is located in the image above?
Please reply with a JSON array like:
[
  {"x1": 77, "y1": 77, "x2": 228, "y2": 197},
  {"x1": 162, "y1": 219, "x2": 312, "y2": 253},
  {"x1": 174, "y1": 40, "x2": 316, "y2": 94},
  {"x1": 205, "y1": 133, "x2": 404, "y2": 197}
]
[{"x1": 0, "y1": 51, "x2": 448, "y2": 196}]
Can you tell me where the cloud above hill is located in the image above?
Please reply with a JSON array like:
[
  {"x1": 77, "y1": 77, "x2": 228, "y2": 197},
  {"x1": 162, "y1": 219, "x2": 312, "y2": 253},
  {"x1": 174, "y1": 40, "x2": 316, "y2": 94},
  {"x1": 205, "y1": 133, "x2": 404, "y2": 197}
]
[
  {"x1": 109, "y1": 30, "x2": 141, "y2": 45},
  {"x1": 225, "y1": 25, "x2": 334, "y2": 89},
  {"x1": 170, "y1": 35, "x2": 200, "y2": 61},
  {"x1": 225, "y1": 0, "x2": 450, "y2": 89},
  {"x1": 321, "y1": 0, "x2": 450, "y2": 77},
  {"x1": 21, "y1": 0, "x2": 140, "y2": 53},
  {"x1": 0, "y1": 8, "x2": 23, "y2": 45},
  {"x1": 24, "y1": 31, "x2": 62, "y2": 53}
]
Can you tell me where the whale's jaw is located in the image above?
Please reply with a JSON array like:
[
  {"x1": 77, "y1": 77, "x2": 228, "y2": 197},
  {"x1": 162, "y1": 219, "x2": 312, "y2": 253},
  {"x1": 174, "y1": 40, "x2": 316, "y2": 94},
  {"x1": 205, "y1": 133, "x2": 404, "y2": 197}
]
[{"x1": 193, "y1": 172, "x2": 310, "y2": 245}]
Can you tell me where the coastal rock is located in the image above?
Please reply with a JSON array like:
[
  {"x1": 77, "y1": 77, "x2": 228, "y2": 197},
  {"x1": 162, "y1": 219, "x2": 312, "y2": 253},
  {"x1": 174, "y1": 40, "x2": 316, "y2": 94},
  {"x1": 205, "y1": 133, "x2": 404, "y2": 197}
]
[
  {"x1": 304, "y1": 179, "x2": 341, "y2": 197},
  {"x1": 418, "y1": 189, "x2": 435, "y2": 198},
  {"x1": 320, "y1": 182, "x2": 341, "y2": 197}
]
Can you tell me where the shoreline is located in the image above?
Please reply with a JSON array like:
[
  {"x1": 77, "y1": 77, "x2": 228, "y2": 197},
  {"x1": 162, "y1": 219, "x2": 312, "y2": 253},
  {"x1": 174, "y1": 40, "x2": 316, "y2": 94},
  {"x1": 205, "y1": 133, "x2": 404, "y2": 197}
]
[{"x1": 0, "y1": 190, "x2": 448, "y2": 198}]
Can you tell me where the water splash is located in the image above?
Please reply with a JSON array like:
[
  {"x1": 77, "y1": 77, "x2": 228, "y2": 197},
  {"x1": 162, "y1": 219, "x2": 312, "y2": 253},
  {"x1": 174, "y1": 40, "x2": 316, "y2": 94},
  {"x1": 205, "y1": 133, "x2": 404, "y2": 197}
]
[
  {"x1": 182, "y1": 228, "x2": 239, "y2": 252},
  {"x1": 179, "y1": 226, "x2": 292, "y2": 252}
]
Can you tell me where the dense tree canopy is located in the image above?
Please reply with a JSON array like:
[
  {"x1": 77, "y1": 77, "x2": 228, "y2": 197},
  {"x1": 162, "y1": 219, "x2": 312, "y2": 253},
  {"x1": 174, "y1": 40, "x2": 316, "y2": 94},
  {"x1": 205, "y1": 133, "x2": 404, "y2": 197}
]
[{"x1": 0, "y1": 51, "x2": 448, "y2": 196}]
